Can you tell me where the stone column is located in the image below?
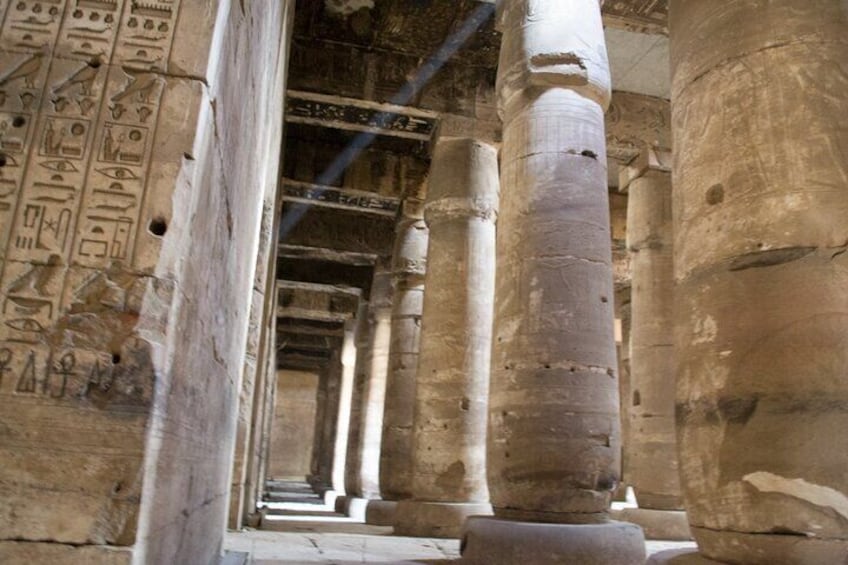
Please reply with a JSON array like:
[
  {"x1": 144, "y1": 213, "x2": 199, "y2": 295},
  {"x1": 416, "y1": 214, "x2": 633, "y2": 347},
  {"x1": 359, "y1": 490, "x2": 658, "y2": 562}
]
[
  {"x1": 336, "y1": 305, "x2": 371, "y2": 513},
  {"x1": 461, "y1": 1, "x2": 645, "y2": 563},
  {"x1": 649, "y1": 2, "x2": 848, "y2": 564},
  {"x1": 394, "y1": 137, "x2": 499, "y2": 538},
  {"x1": 612, "y1": 285, "x2": 631, "y2": 503},
  {"x1": 371, "y1": 200, "x2": 429, "y2": 525},
  {"x1": 330, "y1": 318, "x2": 358, "y2": 498},
  {"x1": 358, "y1": 293, "x2": 393, "y2": 501},
  {"x1": 310, "y1": 361, "x2": 338, "y2": 496},
  {"x1": 343, "y1": 265, "x2": 393, "y2": 520},
  {"x1": 615, "y1": 149, "x2": 690, "y2": 541}
]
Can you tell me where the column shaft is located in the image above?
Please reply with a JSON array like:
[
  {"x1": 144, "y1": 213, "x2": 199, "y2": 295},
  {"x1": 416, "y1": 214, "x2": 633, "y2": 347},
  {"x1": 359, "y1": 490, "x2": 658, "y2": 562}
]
[
  {"x1": 379, "y1": 210, "x2": 429, "y2": 503},
  {"x1": 331, "y1": 319, "x2": 358, "y2": 495},
  {"x1": 394, "y1": 137, "x2": 499, "y2": 538},
  {"x1": 462, "y1": 1, "x2": 645, "y2": 562},
  {"x1": 342, "y1": 266, "x2": 393, "y2": 518},
  {"x1": 670, "y1": 1, "x2": 848, "y2": 563},
  {"x1": 489, "y1": 0, "x2": 618, "y2": 521},
  {"x1": 622, "y1": 152, "x2": 682, "y2": 511}
]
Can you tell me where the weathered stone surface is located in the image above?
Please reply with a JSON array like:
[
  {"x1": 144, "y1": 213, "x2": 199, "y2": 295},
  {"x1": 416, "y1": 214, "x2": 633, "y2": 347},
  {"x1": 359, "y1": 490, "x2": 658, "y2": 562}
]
[
  {"x1": 0, "y1": 1, "x2": 283, "y2": 561},
  {"x1": 671, "y1": 1, "x2": 848, "y2": 563},
  {"x1": 268, "y1": 371, "x2": 320, "y2": 479},
  {"x1": 394, "y1": 137, "x2": 498, "y2": 538},
  {"x1": 488, "y1": 0, "x2": 623, "y2": 523},
  {"x1": 380, "y1": 206, "x2": 428, "y2": 504},
  {"x1": 0, "y1": 541, "x2": 131, "y2": 565},
  {"x1": 330, "y1": 318, "x2": 358, "y2": 495},
  {"x1": 622, "y1": 149, "x2": 681, "y2": 512},
  {"x1": 461, "y1": 517, "x2": 646, "y2": 565},
  {"x1": 132, "y1": 2, "x2": 295, "y2": 563}
]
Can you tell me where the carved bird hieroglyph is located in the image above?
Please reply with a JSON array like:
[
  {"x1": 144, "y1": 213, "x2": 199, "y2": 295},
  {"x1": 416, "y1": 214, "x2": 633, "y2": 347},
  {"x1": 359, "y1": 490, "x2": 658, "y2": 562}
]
[
  {"x1": 0, "y1": 52, "x2": 44, "y2": 90},
  {"x1": 111, "y1": 69, "x2": 161, "y2": 104},
  {"x1": 53, "y1": 61, "x2": 101, "y2": 96}
]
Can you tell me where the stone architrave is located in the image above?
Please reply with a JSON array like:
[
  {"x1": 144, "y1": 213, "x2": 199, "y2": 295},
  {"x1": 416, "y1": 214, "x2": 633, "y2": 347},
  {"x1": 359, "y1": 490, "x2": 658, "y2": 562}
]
[
  {"x1": 461, "y1": 1, "x2": 645, "y2": 563},
  {"x1": 371, "y1": 200, "x2": 429, "y2": 525},
  {"x1": 394, "y1": 137, "x2": 499, "y2": 538},
  {"x1": 651, "y1": 2, "x2": 848, "y2": 564}
]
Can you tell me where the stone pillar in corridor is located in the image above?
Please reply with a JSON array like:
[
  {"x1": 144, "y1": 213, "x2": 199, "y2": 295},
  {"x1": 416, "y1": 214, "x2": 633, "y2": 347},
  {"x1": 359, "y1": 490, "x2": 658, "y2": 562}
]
[
  {"x1": 615, "y1": 148, "x2": 690, "y2": 541},
  {"x1": 343, "y1": 265, "x2": 393, "y2": 519},
  {"x1": 649, "y1": 2, "x2": 848, "y2": 564},
  {"x1": 330, "y1": 317, "x2": 359, "y2": 498},
  {"x1": 371, "y1": 197, "x2": 429, "y2": 525},
  {"x1": 310, "y1": 357, "x2": 340, "y2": 496},
  {"x1": 613, "y1": 285, "x2": 631, "y2": 503},
  {"x1": 393, "y1": 137, "x2": 499, "y2": 538},
  {"x1": 461, "y1": 1, "x2": 645, "y2": 563}
]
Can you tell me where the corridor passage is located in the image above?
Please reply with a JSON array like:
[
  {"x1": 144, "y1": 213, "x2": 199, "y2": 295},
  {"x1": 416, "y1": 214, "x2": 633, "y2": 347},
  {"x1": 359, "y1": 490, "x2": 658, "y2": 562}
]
[{"x1": 223, "y1": 482, "x2": 696, "y2": 564}]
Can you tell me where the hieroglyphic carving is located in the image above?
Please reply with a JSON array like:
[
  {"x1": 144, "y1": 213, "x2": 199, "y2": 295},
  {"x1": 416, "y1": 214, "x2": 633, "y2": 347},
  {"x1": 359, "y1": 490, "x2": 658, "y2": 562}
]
[
  {"x1": 282, "y1": 178, "x2": 400, "y2": 217},
  {"x1": 0, "y1": 0, "x2": 182, "y2": 398},
  {"x1": 602, "y1": 0, "x2": 668, "y2": 35},
  {"x1": 605, "y1": 90, "x2": 671, "y2": 164}
]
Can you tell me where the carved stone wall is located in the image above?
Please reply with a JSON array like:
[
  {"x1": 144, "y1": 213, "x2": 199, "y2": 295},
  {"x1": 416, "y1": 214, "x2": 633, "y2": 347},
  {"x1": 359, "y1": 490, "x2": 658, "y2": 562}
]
[{"x1": 0, "y1": 1, "x2": 293, "y2": 563}]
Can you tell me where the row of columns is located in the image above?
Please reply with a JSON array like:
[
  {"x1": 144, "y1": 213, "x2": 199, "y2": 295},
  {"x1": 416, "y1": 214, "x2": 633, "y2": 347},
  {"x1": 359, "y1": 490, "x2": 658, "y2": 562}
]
[{"x1": 287, "y1": 3, "x2": 848, "y2": 565}]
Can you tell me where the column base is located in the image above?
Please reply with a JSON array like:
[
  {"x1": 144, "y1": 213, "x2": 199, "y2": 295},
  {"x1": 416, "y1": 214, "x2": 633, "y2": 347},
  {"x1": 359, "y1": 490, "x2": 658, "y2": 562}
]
[
  {"x1": 394, "y1": 500, "x2": 493, "y2": 538},
  {"x1": 460, "y1": 516, "x2": 645, "y2": 565},
  {"x1": 365, "y1": 499, "x2": 398, "y2": 525},
  {"x1": 334, "y1": 495, "x2": 349, "y2": 514},
  {"x1": 647, "y1": 549, "x2": 724, "y2": 564},
  {"x1": 611, "y1": 508, "x2": 692, "y2": 540},
  {"x1": 691, "y1": 526, "x2": 848, "y2": 565},
  {"x1": 342, "y1": 496, "x2": 369, "y2": 521}
]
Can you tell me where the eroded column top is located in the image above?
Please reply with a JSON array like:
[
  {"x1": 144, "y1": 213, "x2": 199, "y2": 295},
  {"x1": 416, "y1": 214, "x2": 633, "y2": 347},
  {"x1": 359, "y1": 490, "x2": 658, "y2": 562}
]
[{"x1": 424, "y1": 137, "x2": 500, "y2": 226}]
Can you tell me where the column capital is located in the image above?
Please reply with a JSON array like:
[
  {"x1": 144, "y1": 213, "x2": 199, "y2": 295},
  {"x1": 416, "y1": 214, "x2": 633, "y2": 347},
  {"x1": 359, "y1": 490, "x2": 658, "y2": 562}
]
[
  {"x1": 618, "y1": 145, "x2": 672, "y2": 193},
  {"x1": 424, "y1": 137, "x2": 500, "y2": 225},
  {"x1": 496, "y1": 0, "x2": 612, "y2": 115}
]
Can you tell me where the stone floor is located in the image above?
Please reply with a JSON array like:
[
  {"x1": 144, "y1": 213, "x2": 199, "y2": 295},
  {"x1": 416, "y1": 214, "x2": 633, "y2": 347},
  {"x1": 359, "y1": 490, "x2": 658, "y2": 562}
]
[{"x1": 224, "y1": 482, "x2": 697, "y2": 564}]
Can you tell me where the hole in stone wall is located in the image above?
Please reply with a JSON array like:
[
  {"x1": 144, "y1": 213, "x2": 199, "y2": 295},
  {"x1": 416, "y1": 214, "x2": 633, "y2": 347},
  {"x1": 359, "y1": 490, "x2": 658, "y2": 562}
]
[
  {"x1": 0, "y1": 153, "x2": 7, "y2": 167},
  {"x1": 633, "y1": 390, "x2": 641, "y2": 406},
  {"x1": 112, "y1": 353, "x2": 121, "y2": 365},
  {"x1": 705, "y1": 183, "x2": 724, "y2": 205},
  {"x1": 148, "y1": 217, "x2": 167, "y2": 237},
  {"x1": 88, "y1": 59, "x2": 101, "y2": 69},
  {"x1": 12, "y1": 116, "x2": 25, "y2": 128}
]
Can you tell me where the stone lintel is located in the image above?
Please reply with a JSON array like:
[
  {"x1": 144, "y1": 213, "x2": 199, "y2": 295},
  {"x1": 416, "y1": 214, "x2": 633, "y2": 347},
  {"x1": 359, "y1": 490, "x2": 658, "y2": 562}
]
[
  {"x1": 281, "y1": 178, "x2": 400, "y2": 217},
  {"x1": 285, "y1": 89, "x2": 438, "y2": 142},
  {"x1": 277, "y1": 279, "x2": 363, "y2": 297},
  {"x1": 277, "y1": 244, "x2": 378, "y2": 267},
  {"x1": 277, "y1": 317, "x2": 346, "y2": 338},
  {"x1": 618, "y1": 145, "x2": 672, "y2": 192},
  {"x1": 276, "y1": 307, "x2": 353, "y2": 323}
]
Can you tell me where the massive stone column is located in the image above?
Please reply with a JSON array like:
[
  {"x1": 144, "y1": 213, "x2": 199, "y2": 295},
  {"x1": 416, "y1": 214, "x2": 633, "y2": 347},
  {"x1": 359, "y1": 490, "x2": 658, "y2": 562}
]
[
  {"x1": 394, "y1": 137, "x2": 499, "y2": 538},
  {"x1": 616, "y1": 148, "x2": 689, "y2": 541},
  {"x1": 461, "y1": 1, "x2": 644, "y2": 563},
  {"x1": 372, "y1": 198, "x2": 429, "y2": 525},
  {"x1": 343, "y1": 265, "x2": 393, "y2": 519},
  {"x1": 650, "y1": 2, "x2": 848, "y2": 564}
]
